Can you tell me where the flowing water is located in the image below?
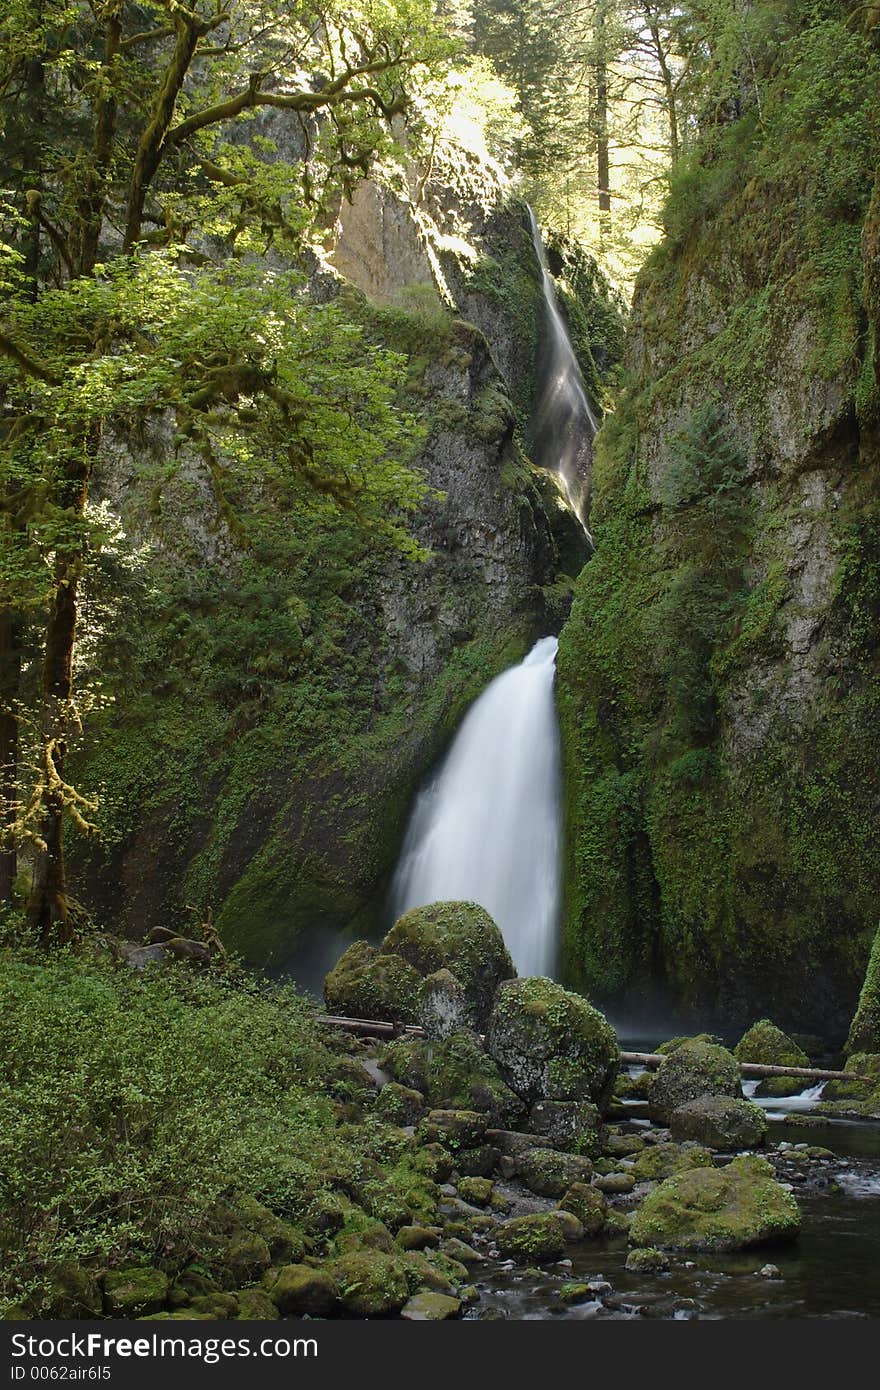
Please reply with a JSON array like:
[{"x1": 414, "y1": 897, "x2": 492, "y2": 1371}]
[
  {"x1": 390, "y1": 636, "x2": 562, "y2": 977},
  {"x1": 527, "y1": 206, "x2": 599, "y2": 526}
]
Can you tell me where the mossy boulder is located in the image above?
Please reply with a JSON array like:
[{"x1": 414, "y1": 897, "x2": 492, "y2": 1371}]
[
  {"x1": 457, "y1": 1176, "x2": 494, "y2": 1207},
  {"x1": 648, "y1": 1040, "x2": 741, "y2": 1123},
  {"x1": 417, "y1": 1108, "x2": 488, "y2": 1151},
  {"x1": 382, "y1": 1036, "x2": 432, "y2": 1093},
  {"x1": 430, "y1": 1031, "x2": 525, "y2": 1123},
  {"x1": 103, "y1": 1267, "x2": 169, "y2": 1318},
  {"x1": 670, "y1": 1096, "x2": 768, "y2": 1151},
  {"x1": 268, "y1": 1263, "x2": 339, "y2": 1316},
  {"x1": 486, "y1": 978, "x2": 618, "y2": 1111},
  {"x1": 529, "y1": 1098, "x2": 603, "y2": 1156},
  {"x1": 232, "y1": 1196, "x2": 306, "y2": 1264},
  {"x1": 625, "y1": 1248, "x2": 669, "y2": 1275},
  {"x1": 819, "y1": 1053, "x2": 880, "y2": 1115},
  {"x1": 631, "y1": 1142, "x2": 714, "y2": 1183},
  {"x1": 557, "y1": 1182, "x2": 607, "y2": 1236},
  {"x1": 225, "y1": 1233, "x2": 272, "y2": 1283},
  {"x1": 514, "y1": 1146, "x2": 593, "y2": 1198},
  {"x1": 418, "y1": 969, "x2": 475, "y2": 1039},
  {"x1": 656, "y1": 1034, "x2": 721, "y2": 1054},
  {"x1": 324, "y1": 941, "x2": 421, "y2": 1024},
  {"x1": 400, "y1": 1291, "x2": 462, "y2": 1320},
  {"x1": 629, "y1": 1156, "x2": 800, "y2": 1253},
  {"x1": 382, "y1": 901, "x2": 515, "y2": 1029},
  {"x1": 374, "y1": 1082, "x2": 425, "y2": 1127},
  {"x1": 329, "y1": 1250, "x2": 410, "y2": 1317},
  {"x1": 496, "y1": 1212, "x2": 570, "y2": 1262},
  {"x1": 735, "y1": 1020, "x2": 811, "y2": 1098},
  {"x1": 847, "y1": 924, "x2": 880, "y2": 1055}
]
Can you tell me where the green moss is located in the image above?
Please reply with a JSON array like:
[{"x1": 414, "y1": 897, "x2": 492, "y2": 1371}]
[
  {"x1": 846, "y1": 925, "x2": 880, "y2": 1054},
  {"x1": 629, "y1": 1156, "x2": 800, "y2": 1253}
]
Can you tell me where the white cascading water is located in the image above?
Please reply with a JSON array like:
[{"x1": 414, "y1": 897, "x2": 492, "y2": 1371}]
[
  {"x1": 527, "y1": 206, "x2": 599, "y2": 527},
  {"x1": 391, "y1": 637, "x2": 562, "y2": 977},
  {"x1": 390, "y1": 215, "x2": 596, "y2": 977}
]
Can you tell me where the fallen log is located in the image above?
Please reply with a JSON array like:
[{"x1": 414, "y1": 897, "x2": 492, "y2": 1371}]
[
  {"x1": 315, "y1": 1015, "x2": 867, "y2": 1083},
  {"x1": 617, "y1": 1051, "x2": 860, "y2": 1083}
]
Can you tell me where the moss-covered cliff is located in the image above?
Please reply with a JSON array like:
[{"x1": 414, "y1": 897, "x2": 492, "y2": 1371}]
[
  {"x1": 557, "y1": 8, "x2": 880, "y2": 1036},
  {"x1": 69, "y1": 155, "x2": 620, "y2": 968}
]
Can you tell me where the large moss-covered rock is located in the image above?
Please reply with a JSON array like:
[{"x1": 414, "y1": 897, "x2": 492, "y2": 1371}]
[
  {"x1": 514, "y1": 1146, "x2": 593, "y2": 1198},
  {"x1": 329, "y1": 1250, "x2": 410, "y2": 1317},
  {"x1": 324, "y1": 941, "x2": 421, "y2": 1023},
  {"x1": 819, "y1": 1052, "x2": 880, "y2": 1117},
  {"x1": 268, "y1": 1264, "x2": 339, "y2": 1316},
  {"x1": 630, "y1": 1142, "x2": 714, "y2": 1183},
  {"x1": 486, "y1": 978, "x2": 618, "y2": 1111},
  {"x1": 557, "y1": 1183, "x2": 607, "y2": 1237},
  {"x1": 735, "y1": 1019, "x2": 811, "y2": 1098},
  {"x1": 670, "y1": 1096, "x2": 768, "y2": 1151},
  {"x1": 400, "y1": 1291, "x2": 461, "y2": 1320},
  {"x1": 629, "y1": 1156, "x2": 800, "y2": 1253},
  {"x1": 425, "y1": 1031, "x2": 524, "y2": 1124},
  {"x1": 382, "y1": 902, "x2": 515, "y2": 1029},
  {"x1": 374, "y1": 1082, "x2": 425, "y2": 1127},
  {"x1": 496, "y1": 1212, "x2": 570, "y2": 1262},
  {"x1": 847, "y1": 925, "x2": 880, "y2": 1055},
  {"x1": 529, "y1": 1098, "x2": 603, "y2": 1156},
  {"x1": 649, "y1": 1040, "x2": 741, "y2": 1123}
]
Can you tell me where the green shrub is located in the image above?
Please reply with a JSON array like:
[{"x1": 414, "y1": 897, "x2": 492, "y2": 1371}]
[{"x1": 0, "y1": 951, "x2": 337, "y2": 1309}]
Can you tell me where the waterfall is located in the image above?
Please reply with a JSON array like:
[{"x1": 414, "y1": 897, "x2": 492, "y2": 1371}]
[
  {"x1": 391, "y1": 637, "x2": 562, "y2": 977},
  {"x1": 527, "y1": 206, "x2": 599, "y2": 527}
]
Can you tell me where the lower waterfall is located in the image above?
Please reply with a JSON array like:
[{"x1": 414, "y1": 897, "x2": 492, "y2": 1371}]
[{"x1": 390, "y1": 636, "x2": 562, "y2": 977}]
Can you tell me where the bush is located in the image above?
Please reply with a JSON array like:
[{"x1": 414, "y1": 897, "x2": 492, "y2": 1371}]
[{"x1": 0, "y1": 950, "x2": 338, "y2": 1310}]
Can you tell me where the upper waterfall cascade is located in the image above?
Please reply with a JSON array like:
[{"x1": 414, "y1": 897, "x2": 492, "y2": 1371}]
[
  {"x1": 391, "y1": 637, "x2": 562, "y2": 978},
  {"x1": 528, "y1": 207, "x2": 599, "y2": 528}
]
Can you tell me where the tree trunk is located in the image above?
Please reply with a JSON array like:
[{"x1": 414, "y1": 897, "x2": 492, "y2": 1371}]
[
  {"x1": 595, "y1": 6, "x2": 611, "y2": 221},
  {"x1": 26, "y1": 428, "x2": 95, "y2": 945},
  {"x1": 0, "y1": 616, "x2": 20, "y2": 901}
]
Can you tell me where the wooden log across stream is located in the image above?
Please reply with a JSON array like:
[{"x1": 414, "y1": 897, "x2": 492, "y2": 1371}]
[{"x1": 315, "y1": 1014, "x2": 866, "y2": 1083}]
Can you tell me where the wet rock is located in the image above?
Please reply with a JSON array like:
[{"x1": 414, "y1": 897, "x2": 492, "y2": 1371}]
[
  {"x1": 496, "y1": 1213, "x2": 569, "y2": 1263},
  {"x1": 557, "y1": 1182, "x2": 607, "y2": 1236},
  {"x1": 268, "y1": 1264, "x2": 339, "y2": 1316},
  {"x1": 759, "y1": 1264, "x2": 782, "y2": 1279},
  {"x1": 456, "y1": 1144, "x2": 501, "y2": 1177},
  {"x1": 604, "y1": 1133, "x2": 645, "y2": 1157},
  {"x1": 486, "y1": 978, "x2": 618, "y2": 1111},
  {"x1": 396, "y1": 1225, "x2": 443, "y2": 1251},
  {"x1": 625, "y1": 1247, "x2": 669, "y2": 1275},
  {"x1": 328, "y1": 1251, "x2": 410, "y2": 1317},
  {"x1": 382, "y1": 901, "x2": 515, "y2": 1030},
  {"x1": 400, "y1": 1291, "x2": 462, "y2": 1320},
  {"x1": 631, "y1": 1141, "x2": 714, "y2": 1183},
  {"x1": 457, "y1": 1176, "x2": 494, "y2": 1206},
  {"x1": 374, "y1": 1082, "x2": 425, "y2": 1127},
  {"x1": 648, "y1": 1040, "x2": 742, "y2": 1123},
  {"x1": 593, "y1": 1172, "x2": 636, "y2": 1195},
  {"x1": 440, "y1": 1237, "x2": 484, "y2": 1265},
  {"x1": 418, "y1": 1109, "x2": 488, "y2": 1151},
  {"x1": 735, "y1": 1019, "x2": 811, "y2": 1098},
  {"x1": 324, "y1": 941, "x2": 421, "y2": 1024},
  {"x1": 515, "y1": 1146, "x2": 593, "y2": 1198},
  {"x1": 629, "y1": 1155, "x2": 801, "y2": 1253},
  {"x1": 670, "y1": 1095, "x2": 768, "y2": 1151},
  {"x1": 529, "y1": 1098, "x2": 603, "y2": 1156}
]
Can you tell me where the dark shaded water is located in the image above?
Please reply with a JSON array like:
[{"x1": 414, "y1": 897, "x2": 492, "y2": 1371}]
[{"x1": 471, "y1": 1118, "x2": 880, "y2": 1320}]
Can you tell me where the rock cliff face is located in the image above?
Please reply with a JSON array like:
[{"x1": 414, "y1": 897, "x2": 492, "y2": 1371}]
[
  {"x1": 71, "y1": 150, "x2": 618, "y2": 967},
  {"x1": 557, "y1": 29, "x2": 880, "y2": 1036}
]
